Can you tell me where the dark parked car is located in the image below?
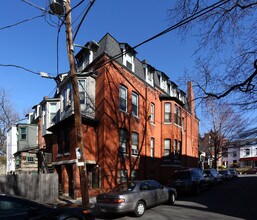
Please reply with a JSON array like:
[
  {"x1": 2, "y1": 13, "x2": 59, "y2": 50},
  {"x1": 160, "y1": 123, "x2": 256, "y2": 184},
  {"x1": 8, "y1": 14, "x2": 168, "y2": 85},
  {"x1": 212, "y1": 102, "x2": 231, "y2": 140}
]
[
  {"x1": 204, "y1": 168, "x2": 223, "y2": 185},
  {"x1": 0, "y1": 194, "x2": 94, "y2": 220},
  {"x1": 95, "y1": 180, "x2": 177, "y2": 217},
  {"x1": 169, "y1": 168, "x2": 211, "y2": 195},
  {"x1": 228, "y1": 168, "x2": 238, "y2": 178},
  {"x1": 219, "y1": 169, "x2": 233, "y2": 180}
]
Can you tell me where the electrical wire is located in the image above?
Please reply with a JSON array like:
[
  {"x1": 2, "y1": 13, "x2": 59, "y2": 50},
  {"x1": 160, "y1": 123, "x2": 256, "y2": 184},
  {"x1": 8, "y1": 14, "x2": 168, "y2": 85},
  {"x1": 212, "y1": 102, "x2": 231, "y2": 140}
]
[
  {"x1": 92, "y1": 0, "x2": 230, "y2": 71},
  {"x1": 0, "y1": 64, "x2": 40, "y2": 76},
  {"x1": 21, "y1": 0, "x2": 47, "y2": 13},
  {"x1": 72, "y1": 2, "x2": 91, "y2": 28},
  {"x1": 0, "y1": 14, "x2": 46, "y2": 31},
  {"x1": 73, "y1": 0, "x2": 96, "y2": 41}
]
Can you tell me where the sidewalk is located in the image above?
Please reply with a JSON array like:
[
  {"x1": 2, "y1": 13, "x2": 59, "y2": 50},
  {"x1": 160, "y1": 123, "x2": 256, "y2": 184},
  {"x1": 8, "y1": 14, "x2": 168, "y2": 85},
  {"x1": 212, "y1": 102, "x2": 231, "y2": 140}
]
[{"x1": 58, "y1": 194, "x2": 96, "y2": 206}]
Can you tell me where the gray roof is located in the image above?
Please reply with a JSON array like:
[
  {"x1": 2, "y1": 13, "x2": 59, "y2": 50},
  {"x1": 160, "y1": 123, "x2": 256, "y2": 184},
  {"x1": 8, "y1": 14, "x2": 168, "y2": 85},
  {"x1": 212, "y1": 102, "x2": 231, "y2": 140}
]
[{"x1": 76, "y1": 33, "x2": 188, "y2": 103}]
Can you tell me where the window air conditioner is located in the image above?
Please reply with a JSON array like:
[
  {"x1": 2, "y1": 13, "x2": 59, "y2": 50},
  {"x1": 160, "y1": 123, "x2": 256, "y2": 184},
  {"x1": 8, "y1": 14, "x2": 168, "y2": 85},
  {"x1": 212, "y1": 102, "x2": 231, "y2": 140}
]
[
  {"x1": 132, "y1": 149, "x2": 138, "y2": 155},
  {"x1": 118, "y1": 147, "x2": 126, "y2": 153}
]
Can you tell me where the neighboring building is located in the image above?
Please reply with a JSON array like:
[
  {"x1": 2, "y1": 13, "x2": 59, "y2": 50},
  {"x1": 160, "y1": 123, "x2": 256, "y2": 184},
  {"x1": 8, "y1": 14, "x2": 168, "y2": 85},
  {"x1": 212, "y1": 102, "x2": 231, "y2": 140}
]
[
  {"x1": 238, "y1": 138, "x2": 257, "y2": 168},
  {"x1": 199, "y1": 131, "x2": 223, "y2": 169},
  {"x1": 212, "y1": 137, "x2": 257, "y2": 169},
  {"x1": 221, "y1": 142, "x2": 240, "y2": 168},
  {"x1": 6, "y1": 125, "x2": 17, "y2": 174},
  {"x1": 14, "y1": 123, "x2": 38, "y2": 174},
  {"x1": 30, "y1": 33, "x2": 199, "y2": 199}
]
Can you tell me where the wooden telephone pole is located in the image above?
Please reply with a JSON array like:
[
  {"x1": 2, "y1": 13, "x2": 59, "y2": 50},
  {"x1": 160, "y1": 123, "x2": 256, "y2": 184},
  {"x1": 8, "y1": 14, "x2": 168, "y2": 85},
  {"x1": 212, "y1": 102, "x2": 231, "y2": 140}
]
[{"x1": 64, "y1": 0, "x2": 89, "y2": 205}]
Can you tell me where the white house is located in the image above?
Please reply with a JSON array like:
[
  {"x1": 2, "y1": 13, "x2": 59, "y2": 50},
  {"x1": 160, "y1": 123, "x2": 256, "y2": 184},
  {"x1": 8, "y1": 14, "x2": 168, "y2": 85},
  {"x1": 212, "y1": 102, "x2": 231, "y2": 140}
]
[
  {"x1": 222, "y1": 138, "x2": 257, "y2": 168},
  {"x1": 6, "y1": 125, "x2": 17, "y2": 173},
  {"x1": 239, "y1": 138, "x2": 257, "y2": 168}
]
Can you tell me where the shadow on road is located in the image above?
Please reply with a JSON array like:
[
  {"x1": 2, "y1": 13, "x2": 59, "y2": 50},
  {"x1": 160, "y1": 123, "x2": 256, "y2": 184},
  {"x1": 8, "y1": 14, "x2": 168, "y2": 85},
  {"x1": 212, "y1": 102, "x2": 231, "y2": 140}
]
[{"x1": 173, "y1": 175, "x2": 257, "y2": 220}]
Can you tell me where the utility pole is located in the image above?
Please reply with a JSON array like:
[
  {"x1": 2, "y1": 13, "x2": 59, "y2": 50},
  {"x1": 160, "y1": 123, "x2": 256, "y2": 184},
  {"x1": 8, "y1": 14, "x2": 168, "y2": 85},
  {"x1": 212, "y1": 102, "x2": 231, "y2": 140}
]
[{"x1": 64, "y1": 0, "x2": 89, "y2": 205}]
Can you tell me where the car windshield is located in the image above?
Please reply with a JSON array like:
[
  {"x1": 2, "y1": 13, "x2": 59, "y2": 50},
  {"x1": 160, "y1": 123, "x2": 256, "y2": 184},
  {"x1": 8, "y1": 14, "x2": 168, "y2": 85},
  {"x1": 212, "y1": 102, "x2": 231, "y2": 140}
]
[{"x1": 111, "y1": 182, "x2": 137, "y2": 192}]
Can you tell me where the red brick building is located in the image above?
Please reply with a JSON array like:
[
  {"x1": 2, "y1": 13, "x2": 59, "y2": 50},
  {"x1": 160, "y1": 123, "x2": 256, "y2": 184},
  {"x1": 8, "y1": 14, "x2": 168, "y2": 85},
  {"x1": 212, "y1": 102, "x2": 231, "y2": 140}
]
[{"x1": 39, "y1": 33, "x2": 198, "y2": 199}]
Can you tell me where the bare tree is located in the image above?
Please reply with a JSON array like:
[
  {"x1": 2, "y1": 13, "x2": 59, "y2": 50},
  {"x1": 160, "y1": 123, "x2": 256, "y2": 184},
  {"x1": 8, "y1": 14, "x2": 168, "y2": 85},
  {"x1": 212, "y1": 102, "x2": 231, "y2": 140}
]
[
  {"x1": 201, "y1": 98, "x2": 249, "y2": 168},
  {"x1": 0, "y1": 89, "x2": 19, "y2": 153},
  {"x1": 169, "y1": 0, "x2": 257, "y2": 110}
]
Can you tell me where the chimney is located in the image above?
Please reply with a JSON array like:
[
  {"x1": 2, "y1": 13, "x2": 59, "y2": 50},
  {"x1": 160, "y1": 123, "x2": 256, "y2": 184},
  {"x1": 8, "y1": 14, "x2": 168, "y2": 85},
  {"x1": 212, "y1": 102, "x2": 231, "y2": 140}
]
[{"x1": 187, "y1": 81, "x2": 195, "y2": 115}]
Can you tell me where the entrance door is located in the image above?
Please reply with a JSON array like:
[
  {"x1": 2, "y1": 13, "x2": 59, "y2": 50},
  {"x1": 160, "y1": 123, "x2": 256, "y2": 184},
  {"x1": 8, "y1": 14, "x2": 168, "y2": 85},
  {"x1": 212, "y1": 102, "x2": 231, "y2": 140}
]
[{"x1": 66, "y1": 164, "x2": 74, "y2": 198}]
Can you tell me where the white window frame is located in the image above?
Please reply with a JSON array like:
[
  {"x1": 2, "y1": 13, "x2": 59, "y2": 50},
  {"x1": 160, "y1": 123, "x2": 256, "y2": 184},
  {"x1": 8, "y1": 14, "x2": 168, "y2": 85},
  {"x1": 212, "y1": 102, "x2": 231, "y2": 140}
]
[
  {"x1": 164, "y1": 139, "x2": 171, "y2": 158},
  {"x1": 132, "y1": 92, "x2": 139, "y2": 117},
  {"x1": 150, "y1": 137, "x2": 155, "y2": 158},
  {"x1": 20, "y1": 127, "x2": 27, "y2": 140},
  {"x1": 119, "y1": 128, "x2": 128, "y2": 153},
  {"x1": 144, "y1": 68, "x2": 154, "y2": 86},
  {"x1": 164, "y1": 102, "x2": 171, "y2": 123},
  {"x1": 150, "y1": 103, "x2": 155, "y2": 124},
  {"x1": 78, "y1": 79, "x2": 86, "y2": 105},
  {"x1": 119, "y1": 85, "x2": 127, "y2": 112},
  {"x1": 131, "y1": 132, "x2": 139, "y2": 155},
  {"x1": 49, "y1": 102, "x2": 57, "y2": 125}
]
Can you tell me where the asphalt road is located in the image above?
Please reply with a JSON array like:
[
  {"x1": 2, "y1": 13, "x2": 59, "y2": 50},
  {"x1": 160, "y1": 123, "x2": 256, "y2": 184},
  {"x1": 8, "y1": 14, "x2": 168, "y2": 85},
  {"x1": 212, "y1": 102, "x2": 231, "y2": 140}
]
[{"x1": 94, "y1": 175, "x2": 257, "y2": 220}]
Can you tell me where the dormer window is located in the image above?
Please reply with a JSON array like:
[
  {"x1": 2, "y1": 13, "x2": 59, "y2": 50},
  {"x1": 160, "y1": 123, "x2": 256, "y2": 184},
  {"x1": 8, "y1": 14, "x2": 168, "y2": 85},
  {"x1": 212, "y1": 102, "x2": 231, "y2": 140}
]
[
  {"x1": 159, "y1": 75, "x2": 167, "y2": 92},
  {"x1": 76, "y1": 50, "x2": 93, "y2": 71},
  {"x1": 120, "y1": 43, "x2": 136, "y2": 72},
  {"x1": 61, "y1": 84, "x2": 72, "y2": 111},
  {"x1": 143, "y1": 67, "x2": 154, "y2": 86}
]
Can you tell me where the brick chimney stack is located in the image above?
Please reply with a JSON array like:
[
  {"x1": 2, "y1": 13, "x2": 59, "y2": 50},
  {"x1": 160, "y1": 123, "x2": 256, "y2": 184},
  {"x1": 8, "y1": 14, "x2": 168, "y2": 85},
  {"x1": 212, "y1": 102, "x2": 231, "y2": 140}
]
[{"x1": 187, "y1": 81, "x2": 195, "y2": 115}]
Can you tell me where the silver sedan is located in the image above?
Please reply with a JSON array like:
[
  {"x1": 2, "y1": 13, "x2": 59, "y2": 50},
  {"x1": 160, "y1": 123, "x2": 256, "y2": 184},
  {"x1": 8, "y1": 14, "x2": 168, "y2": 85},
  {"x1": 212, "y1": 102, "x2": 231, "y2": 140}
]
[{"x1": 95, "y1": 179, "x2": 177, "y2": 217}]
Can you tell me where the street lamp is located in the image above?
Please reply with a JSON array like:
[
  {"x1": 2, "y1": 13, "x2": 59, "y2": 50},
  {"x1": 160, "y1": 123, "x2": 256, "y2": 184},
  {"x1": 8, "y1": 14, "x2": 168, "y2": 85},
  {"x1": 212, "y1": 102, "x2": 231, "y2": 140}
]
[{"x1": 39, "y1": 72, "x2": 56, "y2": 79}]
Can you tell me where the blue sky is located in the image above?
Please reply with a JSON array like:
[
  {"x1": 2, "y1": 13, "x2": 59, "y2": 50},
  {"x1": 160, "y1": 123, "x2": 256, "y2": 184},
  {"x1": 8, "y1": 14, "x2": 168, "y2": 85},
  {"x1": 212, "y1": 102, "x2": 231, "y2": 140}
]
[{"x1": 0, "y1": 0, "x2": 197, "y2": 117}]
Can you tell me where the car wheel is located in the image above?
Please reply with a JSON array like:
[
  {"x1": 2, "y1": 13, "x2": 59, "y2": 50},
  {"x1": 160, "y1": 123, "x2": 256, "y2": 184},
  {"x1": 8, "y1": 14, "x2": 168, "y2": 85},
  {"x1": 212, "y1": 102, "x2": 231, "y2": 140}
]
[
  {"x1": 134, "y1": 201, "x2": 145, "y2": 217},
  {"x1": 168, "y1": 192, "x2": 175, "y2": 205}
]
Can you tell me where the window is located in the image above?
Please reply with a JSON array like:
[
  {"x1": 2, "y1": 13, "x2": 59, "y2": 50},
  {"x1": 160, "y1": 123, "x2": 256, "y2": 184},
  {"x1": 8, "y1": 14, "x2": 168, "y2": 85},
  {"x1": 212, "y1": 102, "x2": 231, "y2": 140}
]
[
  {"x1": 132, "y1": 132, "x2": 139, "y2": 155},
  {"x1": 164, "y1": 103, "x2": 171, "y2": 123},
  {"x1": 150, "y1": 137, "x2": 155, "y2": 157},
  {"x1": 222, "y1": 147, "x2": 228, "y2": 157},
  {"x1": 118, "y1": 169, "x2": 128, "y2": 183},
  {"x1": 150, "y1": 103, "x2": 155, "y2": 124},
  {"x1": 119, "y1": 85, "x2": 127, "y2": 112},
  {"x1": 164, "y1": 139, "x2": 171, "y2": 159},
  {"x1": 26, "y1": 156, "x2": 34, "y2": 163},
  {"x1": 245, "y1": 148, "x2": 250, "y2": 156},
  {"x1": 124, "y1": 51, "x2": 134, "y2": 71},
  {"x1": 233, "y1": 151, "x2": 237, "y2": 157},
  {"x1": 255, "y1": 148, "x2": 257, "y2": 155},
  {"x1": 132, "y1": 92, "x2": 139, "y2": 117},
  {"x1": 61, "y1": 84, "x2": 72, "y2": 109},
  {"x1": 126, "y1": 60, "x2": 132, "y2": 70},
  {"x1": 49, "y1": 102, "x2": 57, "y2": 124},
  {"x1": 174, "y1": 139, "x2": 182, "y2": 160},
  {"x1": 119, "y1": 128, "x2": 128, "y2": 153},
  {"x1": 144, "y1": 68, "x2": 154, "y2": 86},
  {"x1": 174, "y1": 105, "x2": 181, "y2": 126},
  {"x1": 131, "y1": 170, "x2": 138, "y2": 180},
  {"x1": 90, "y1": 167, "x2": 101, "y2": 189},
  {"x1": 149, "y1": 180, "x2": 162, "y2": 189},
  {"x1": 20, "y1": 127, "x2": 27, "y2": 140},
  {"x1": 78, "y1": 80, "x2": 86, "y2": 104}
]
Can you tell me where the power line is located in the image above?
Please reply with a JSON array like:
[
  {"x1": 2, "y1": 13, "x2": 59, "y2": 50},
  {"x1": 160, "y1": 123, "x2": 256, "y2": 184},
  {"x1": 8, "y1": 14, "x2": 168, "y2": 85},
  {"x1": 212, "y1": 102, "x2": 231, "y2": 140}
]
[
  {"x1": 93, "y1": 0, "x2": 230, "y2": 71},
  {"x1": 73, "y1": 0, "x2": 96, "y2": 41},
  {"x1": 0, "y1": 14, "x2": 46, "y2": 31},
  {"x1": 0, "y1": 64, "x2": 40, "y2": 76},
  {"x1": 21, "y1": 0, "x2": 48, "y2": 13}
]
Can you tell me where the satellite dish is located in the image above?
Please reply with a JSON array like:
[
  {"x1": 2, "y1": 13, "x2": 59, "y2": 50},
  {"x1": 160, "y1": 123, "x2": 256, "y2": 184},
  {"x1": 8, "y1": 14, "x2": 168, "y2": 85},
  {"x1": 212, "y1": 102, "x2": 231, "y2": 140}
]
[{"x1": 50, "y1": 0, "x2": 65, "y2": 15}]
